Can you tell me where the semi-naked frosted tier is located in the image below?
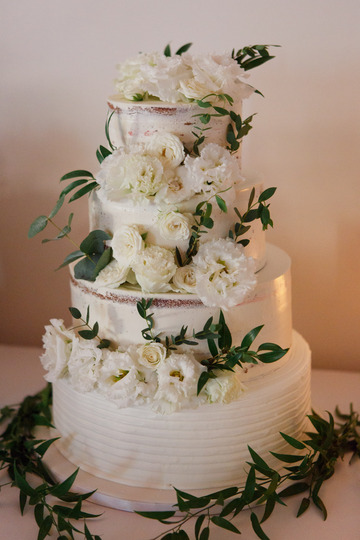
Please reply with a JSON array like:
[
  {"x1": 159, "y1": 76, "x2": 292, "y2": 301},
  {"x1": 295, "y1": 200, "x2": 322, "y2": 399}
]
[
  {"x1": 70, "y1": 244, "x2": 292, "y2": 357},
  {"x1": 107, "y1": 96, "x2": 242, "y2": 162},
  {"x1": 52, "y1": 331, "x2": 311, "y2": 491},
  {"x1": 90, "y1": 180, "x2": 266, "y2": 270}
]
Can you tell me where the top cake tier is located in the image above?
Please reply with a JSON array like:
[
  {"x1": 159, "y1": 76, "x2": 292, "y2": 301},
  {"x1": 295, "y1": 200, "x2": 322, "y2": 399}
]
[{"x1": 107, "y1": 97, "x2": 243, "y2": 163}]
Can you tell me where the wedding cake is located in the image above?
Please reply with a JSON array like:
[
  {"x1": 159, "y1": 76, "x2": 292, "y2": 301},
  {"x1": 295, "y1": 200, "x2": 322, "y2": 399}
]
[{"x1": 37, "y1": 45, "x2": 311, "y2": 495}]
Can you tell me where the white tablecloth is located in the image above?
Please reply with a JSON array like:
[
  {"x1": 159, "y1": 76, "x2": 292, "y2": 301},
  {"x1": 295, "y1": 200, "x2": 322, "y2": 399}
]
[{"x1": 1, "y1": 344, "x2": 359, "y2": 539}]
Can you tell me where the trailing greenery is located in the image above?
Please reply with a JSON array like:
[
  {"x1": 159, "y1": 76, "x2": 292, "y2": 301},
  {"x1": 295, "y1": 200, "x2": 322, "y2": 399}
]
[
  {"x1": 138, "y1": 405, "x2": 360, "y2": 539},
  {"x1": 0, "y1": 385, "x2": 102, "y2": 540},
  {"x1": 68, "y1": 306, "x2": 111, "y2": 349},
  {"x1": 228, "y1": 187, "x2": 276, "y2": 247},
  {"x1": 1, "y1": 391, "x2": 358, "y2": 540}
]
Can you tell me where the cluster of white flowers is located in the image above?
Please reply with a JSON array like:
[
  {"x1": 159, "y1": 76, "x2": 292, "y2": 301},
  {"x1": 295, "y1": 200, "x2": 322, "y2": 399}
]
[
  {"x1": 96, "y1": 225, "x2": 256, "y2": 308},
  {"x1": 96, "y1": 133, "x2": 240, "y2": 206},
  {"x1": 114, "y1": 51, "x2": 254, "y2": 103},
  {"x1": 41, "y1": 321, "x2": 245, "y2": 413}
]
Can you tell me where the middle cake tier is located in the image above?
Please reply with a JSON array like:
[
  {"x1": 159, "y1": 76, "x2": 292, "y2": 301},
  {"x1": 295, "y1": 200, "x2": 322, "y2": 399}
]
[{"x1": 70, "y1": 244, "x2": 292, "y2": 360}]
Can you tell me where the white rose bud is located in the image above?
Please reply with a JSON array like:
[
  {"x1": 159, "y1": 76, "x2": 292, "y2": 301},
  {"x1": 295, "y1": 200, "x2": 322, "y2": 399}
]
[
  {"x1": 137, "y1": 342, "x2": 167, "y2": 370},
  {"x1": 157, "y1": 210, "x2": 191, "y2": 242},
  {"x1": 172, "y1": 265, "x2": 197, "y2": 293},
  {"x1": 146, "y1": 133, "x2": 185, "y2": 168},
  {"x1": 132, "y1": 245, "x2": 177, "y2": 293},
  {"x1": 95, "y1": 259, "x2": 129, "y2": 288},
  {"x1": 111, "y1": 225, "x2": 144, "y2": 266}
]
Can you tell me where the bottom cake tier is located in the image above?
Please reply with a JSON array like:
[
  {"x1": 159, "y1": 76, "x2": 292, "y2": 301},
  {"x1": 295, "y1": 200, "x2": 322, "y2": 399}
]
[{"x1": 52, "y1": 330, "x2": 311, "y2": 492}]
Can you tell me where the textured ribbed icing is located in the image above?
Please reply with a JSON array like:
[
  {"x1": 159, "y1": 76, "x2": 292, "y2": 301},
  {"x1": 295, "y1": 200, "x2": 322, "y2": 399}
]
[
  {"x1": 107, "y1": 97, "x2": 242, "y2": 164},
  {"x1": 89, "y1": 180, "x2": 266, "y2": 271},
  {"x1": 52, "y1": 331, "x2": 311, "y2": 491},
  {"x1": 70, "y1": 244, "x2": 292, "y2": 355}
]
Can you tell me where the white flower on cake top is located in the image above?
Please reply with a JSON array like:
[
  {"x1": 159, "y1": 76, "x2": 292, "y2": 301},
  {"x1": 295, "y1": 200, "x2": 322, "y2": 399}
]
[{"x1": 114, "y1": 51, "x2": 254, "y2": 103}]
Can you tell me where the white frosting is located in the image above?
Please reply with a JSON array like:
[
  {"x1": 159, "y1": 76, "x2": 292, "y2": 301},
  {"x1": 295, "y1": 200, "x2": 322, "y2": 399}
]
[
  {"x1": 52, "y1": 331, "x2": 311, "y2": 491},
  {"x1": 70, "y1": 245, "x2": 292, "y2": 357},
  {"x1": 90, "y1": 180, "x2": 266, "y2": 271},
  {"x1": 107, "y1": 97, "x2": 242, "y2": 165}
]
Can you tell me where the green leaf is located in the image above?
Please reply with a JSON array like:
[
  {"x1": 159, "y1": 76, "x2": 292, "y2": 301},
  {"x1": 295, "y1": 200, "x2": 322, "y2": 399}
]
[
  {"x1": 195, "y1": 515, "x2": 206, "y2": 540},
  {"x1": 280, "y1": 432, "x2": 307, "y2": 450},
  {"x1": 197, "y1": 371, "x2": 211, "y2": 395},
  {"x1": 34, "y1": 503, "x2": 44, "y2": 527},
  {"x1": 215, "y1": 195, "x2": 227, "y2": 213},
  {"x1": 242, "y1": 465, "x2": 256, "y2": 502},
  {"x1": 136, "y1": 510, "x2": 176, "y2": 521},
  {"x1": 199, "y1": 528, "x2": 210, "y2": 540},
  {"x1": 218, "y1": 310, "x2": 232, "y2": 350},
  {"x1": 211, "y1": 515, "x2": 241, "y2": 534},
  {"x1": 213, "y1": 106, "x2": 230, "y2": 116},
  {"x1": 164, "y1": 44, "x2": 171, "y2": 57},
  {"x1": 69, "y1": 181, "x2": 98, "y2": 202},
  {"x1": 49, "y1": 196, "x2": 65, "y2": 219},
  {"x1": 69, "y1": 307, "x2": 82, "y2": 319},
  {"x1": 258, "y1": 187, "x2": 276, "y2": 202},
  {"x1": 241, "y1": 325, "x2": 263, "y2": 349},
  {"x1": 28, "y1": 215, "x2": 48, "y2": 238},
  {"x1": 50, "y1": 469, "x2": 79, "y2": 497},
  {"x1": 19, "y1": 490, "x2": 27, "y2": 515},
  {"x1": 248, "y1": 446, "x2": 273, "y2": 473},
  {"x1": 250, "y1": 512, "x2": 270, "y2": 540},
  {"x1": 175, "y1": 43, "x2": 192, "y2": 55},
  {"x1": 278, "y1": 482, "x2": 309, "y2": 498},
  {"x1": 60, "y1": 170, "x2": 94, "y2": 181},
  {"x1": 14, "y1": 464, "x2": 36, "y2": 496},
  {"x1": 35, "y1": 437, "x2": 60, "y2": 457},
  {"x1": 80, "y1": 230, "x2": 110, "y2": 255},
  {"x1": 79, "y1": 323, "x2": 98, "y2": 340},
  {"x1": 297, "y1": 497, "x2": 310, "y2": 517},
  {"x1": 37, "y1": 514, "x2": 53, "y2": 540},
  {"x1": 59, "y1": 179, "x2": 88, "y2": 198},
  {"x1": 93, "y1": 248, "x2": 112, "y2": 278},
  {"x1": 56, "y1": 250, "x2": 84, "y2": 270}
]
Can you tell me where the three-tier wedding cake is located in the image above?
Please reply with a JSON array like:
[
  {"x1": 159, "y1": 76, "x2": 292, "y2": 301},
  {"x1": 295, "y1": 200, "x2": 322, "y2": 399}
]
[{"x1": 38, "y1": 45, "x2": 311, "y2": 495}]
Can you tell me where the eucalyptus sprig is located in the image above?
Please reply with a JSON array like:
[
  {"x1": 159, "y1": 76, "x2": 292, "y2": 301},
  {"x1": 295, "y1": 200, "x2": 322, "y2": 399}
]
[
  {"x1": 229, "y1": 187, "x2": 276, "y2": 247},
  {"x1": 139, "y1": 406, "x2": 360, "y2": 540},
  {"x1": 0, "y1": 385, "x2": 102, "y2": 540},
  {"x1": 69, "y1": 306, "x2": 111, "y2": 349}
]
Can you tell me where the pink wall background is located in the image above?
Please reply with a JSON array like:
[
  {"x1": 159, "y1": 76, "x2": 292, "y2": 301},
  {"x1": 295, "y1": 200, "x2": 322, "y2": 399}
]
[{"x1": 1, "y1": 0, "x2": 359, "y2": 370}]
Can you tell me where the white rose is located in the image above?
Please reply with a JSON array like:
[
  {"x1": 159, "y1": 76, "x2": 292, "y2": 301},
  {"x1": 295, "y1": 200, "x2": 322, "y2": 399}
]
[
  {"x1": 146, "y1": 133, "x2": 185, "y2": 168},
  {"x1": 192, "y1": 238, "x2": 256, "y2": 310},
  {"x1": 95, "y1": 148, "x2": 131, "y2": 200},
  {"x1": 111, "y1": 225, "x2": 144, "y2": 266},
  {"x1": 67, "y1": 337, "x2": 103, "y2": 393},
  {"x1": 137, "y1": 342, "x2": 167, "y2": 370},
  {"x1": 99, "y1": 348, "x2": 157, "y2": 406},
  {"x1": 132, "y1": 245, "x2": 177, "y2": 293},
  {"x1": 95, "y1": 259, "x2": 129, "y2": 288},
  {"x1": 115, "y1": 52, "x2": 161, "y2": 100},
  {"x1": 154, "y1": 352, "x2": 206, "y2": 413},
  {"x1": 157, "y1": 210, "x2": 191, "y2": 242},
  {"x1": 185, "y1": 143, "x2": 240, "y2": 195},
  {"x1": 155, "y1": 166, "x2": 195, "y2": 204},
  {"x1": 172, "y1": 265, "x2": 197, "y2": 293},
  {"x1": 125, "y1": 153, "x2": 164, "y2": 197},
  {"x1": 41, "y1": 319, "x2": 73, "y2": 382},
  {"x1": 204, "y1": 371, "x2": 245, "y2": 404}
]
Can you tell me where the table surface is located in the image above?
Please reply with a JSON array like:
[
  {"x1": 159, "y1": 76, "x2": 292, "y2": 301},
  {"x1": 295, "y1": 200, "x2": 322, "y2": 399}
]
[{"x1": 1, "y1": 344, "x2": 359, "y2": 540}]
